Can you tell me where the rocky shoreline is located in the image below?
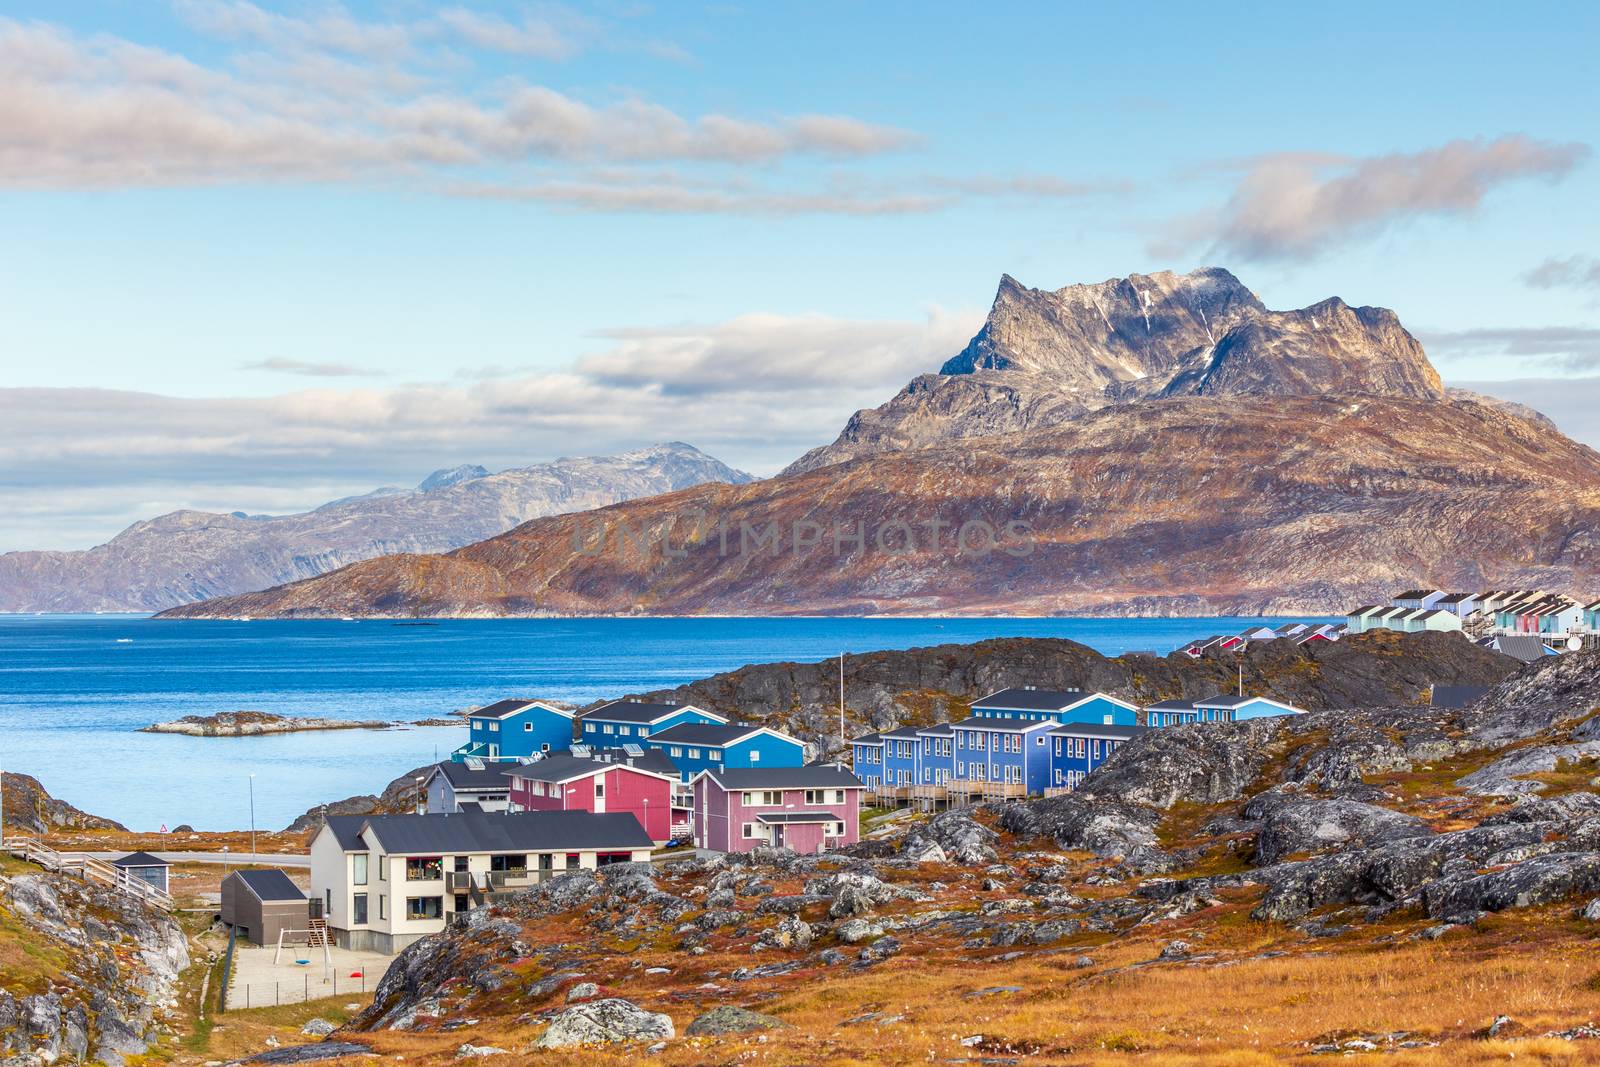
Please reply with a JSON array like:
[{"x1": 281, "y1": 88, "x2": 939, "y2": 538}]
[{"x1": 140, "y1": 710, "x2": 403, "y2": 736}]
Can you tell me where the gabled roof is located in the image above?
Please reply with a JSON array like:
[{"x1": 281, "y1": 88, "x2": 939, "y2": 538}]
[
  {"x1": 504, "y1": 751, "x2": 674, "y2": 785},
  {"x1": 468, "y1": 698, "x2": 572, "y2": 721},
  {"x1": 233, "y1": 868, "x2": 307, "y2": 902},
  {"x1": 849, "y1": 732, "x2": 885, "y2": 746},
  {"x1": 878, "y1": 725, "x2": 924, "y2": 740},
  {"x1": 1193, "y1": 694, "x2": 1306, "y2": 713},
  {"x1": 649, "y1": 722, "x2": 802, "y2": 748},
  {"x1": 1048, "y1": 723, "x2": 1148, "y2": 740},
  {"x1": 949, "y1": 715, "x2": 1057, "y2": 733},
  {"x1": 581, "y1": 699, "x2": 725, "y2": 726},
  {"x1": 1394, "y1": 589, "x2": 1441, "y2": 600},
  {"x1": 696, "y1": 765, "x2": 863, "y2": 790},
  {"x1": 1494, "y1": 635, "x2": 1557, "y2": 663},
  {"x1": 915, "y1": 723, "x2": 955, "y2": 736},
  {"x1": 111, "y1": 851, "x2": 170, "y2": 868},
  {"x1": 428, "y1": 761, "x2": 515, "y2": 790},
  {"x1": 322, "y1": 814, "x2": 371, "y2": 852},
  {"x1": 970, "y1": 688, "x2": 1137, "y2": 713},
  {"x1": 360, "y1": 810, "x2": 653, "y2": 855},
  {"x1": 1146, "y1": 697, "x2": 1198, "y2": 711},
  {"x1": 1436, "y1": 593, "x2": 1475, "y2": 604},
  {"x1": 588, "y1": 746, "x2": 680, "y2": 777}
]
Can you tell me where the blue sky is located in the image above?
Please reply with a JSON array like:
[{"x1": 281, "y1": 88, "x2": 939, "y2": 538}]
[{"x1": 3, "y1": 1, "x2": 1599, "y2": 549}]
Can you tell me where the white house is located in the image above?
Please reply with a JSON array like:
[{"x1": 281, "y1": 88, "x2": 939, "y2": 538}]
[{"x1": 309, "y1": 810, "x2": 654, "y2": 953}]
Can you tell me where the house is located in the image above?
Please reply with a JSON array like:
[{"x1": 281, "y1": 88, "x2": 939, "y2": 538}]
[
  {"x1": 1048, "y1": 723, "x2": 1146, "y2": 790},
  {"x1": 1393, "y1": 590, "x2": 1447, "y2": 611},
  {"x1": 578, "y1": 699, "x2": 726, "y2": 744},
  {"x1": 1586, "y1": 600, "x2": 1600, "y2": 633},
  {"x1": 220, "y1": 868, "x2": 309, "y2": 947},
  {"x1": 504, "y1": 750, "x2": 677, "y2": 844},
  {"x1": 424, "y1": 760, "x2": 513, "y2": 813},
  {"x1": 1145, "y1": 698, "x2": 1200, "y2": 727},
  {"x1": 1407, "y1": 609, "x2": 1463, "y2": 633},
  {"x1": 310, "y1": 811, "x2": 654, "y2": 952},
  {"x1": 1344, "y1": 606, "x2": 1382, "y2": 633},
  {"x1": 1192, "y1": 694, "x2": 1307, "y2": 721},
  {"x1": 970, "y1": 687, "x2": 1140, "y2": 726},
  {"x1": 643, "y1": 722, "x2": 807, "y2": 781},
  {"x1": 109, "y1": 852, "x2": 171, "y2": 897},
  {"x1": 1178, "y1": 635, "x2": 1226, "y2": 657},
  {"x1": 848, "y1": 732, "x2": 885, "y2": 791},
  {"x1": 690, "y1": 765, "x2": 862, "y2": 854},
  {"x1": 1273, "y1": 622, "x2": 1309, "y2": 638},
  {"x1": 947, "y1": 717, "x2": 1056, "y2": 796},
  {"x1": 1295, "y1": 623, "x2": 1342, "y2": 645},
  {"x1": 453, "y1": 699, "x2": 576, "y2": 762},
  {"x1": 1435, "y1": 593, "x2": 1478, "y2": 618}
]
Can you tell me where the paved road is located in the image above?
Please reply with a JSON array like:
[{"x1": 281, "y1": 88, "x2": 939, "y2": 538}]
[{"x1": 79, "y1": 851, "x2": 310, "y2": 868}]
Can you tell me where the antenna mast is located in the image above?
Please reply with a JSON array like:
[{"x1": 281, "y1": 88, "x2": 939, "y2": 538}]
[{"x1": 839, "y1": 652, "x2": 846, "y2": 745}]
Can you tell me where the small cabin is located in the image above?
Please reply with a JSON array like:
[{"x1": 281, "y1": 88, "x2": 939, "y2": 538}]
[
  {"x1": 110, "y1": 851, "x2": 171, "y2": 896},
  {"x1": 220, "y1": 868, "x2": 310, "y2": 946}
]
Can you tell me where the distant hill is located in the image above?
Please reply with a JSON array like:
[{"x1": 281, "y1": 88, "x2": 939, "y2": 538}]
[
  {"x1": 0, "y1": 443, "x2": 753, "y2": 612},
  {"x1": 156, "y1": 267, "x2": 1600, "y2": 619}
]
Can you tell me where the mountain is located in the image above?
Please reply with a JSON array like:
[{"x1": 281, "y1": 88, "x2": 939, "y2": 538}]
[
  {"x1": 156, "y1": 267, "x2": 1600, "y2": 619},
  {"x1": 1, "y1": 443, "x2": 753, "y2": 613},
  {"x1": 785, "y1": 268, "x2": 1443, "y2": 475}
]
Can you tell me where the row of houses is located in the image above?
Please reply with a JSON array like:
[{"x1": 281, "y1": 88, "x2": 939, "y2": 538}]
[
  {"x1": 1348, "y1": 589, "x2": 1600, "y2": 640},
  {"x1": 849, "y1": 687, "x2": 1305, "y2": 800},
  {"x1": 1178, "y1": 622, "x2": 1345, "y2": 656}
]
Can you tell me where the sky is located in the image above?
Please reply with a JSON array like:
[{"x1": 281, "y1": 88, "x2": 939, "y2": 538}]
[{"x1": 3, "y1": 0, "x2": 1600, "y2": 551}]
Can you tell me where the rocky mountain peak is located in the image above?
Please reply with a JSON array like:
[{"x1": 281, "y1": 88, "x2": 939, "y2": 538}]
[{"x1": 419, "y1": 464, "x2": 490, "y2": 492}]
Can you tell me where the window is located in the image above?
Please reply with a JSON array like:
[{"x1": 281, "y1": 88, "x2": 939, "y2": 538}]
[
  {"x1": 687, "y1": 748, "x2": 701, "y2": 759},
  {"x1": 749, "y1": 750, "x2": 760, "y2": 763},
  {"x1": 1054, "y1": 738, "x2": 1063, "y2": 755},
  {"x1": 490, "y1": 854, "x2": 527, "y2": 873},
  {"x1": 405, "y1": 896, "x2": 443, "y2": 920},
  {"x1": 619, "y1": 726, "x2": 631, "y2": 735},
  {"x1": 825, "y1": 821, "x2": 843, "y2": 837},
  {"x1": 669, "y1": 746, "x2": 682, "y2": 757},
  {"x1": 353, "y1": 854, "x2": 368, "y2": 886},
  {"x1": 637, "y1": 727, "x2": 648, "y2": 737},
  {"x1": 566, "y1": 854, "x2": 581, "y2": 870},
  {"x1": 378, "y1": 895, "x2": 387, "y2": 920},
  {"x1": 742, "y1": 822, "x2": 757, "y2": 839},
  {"x1": 524, "y1": 722, "x2": 532, "y2": 731},
  {"x1": 1036, "y1": 736, "x2": 1046, "y2": 746},
  {"x1": 594, "y1": 781, "x2": 605, "y2": 799},
  {"x1": 603, "y1": 724, "x2": 615, "y2": 734},
  {"x1": 709, "y1": 750, "x2": 722, "y2": 761},
  {"x1": 488, "y1": 722, "x2": 498, "y2": 732},
  {"x1": 541, "y1": 743, "x2": 551, "y2": 753},
  {"x1": 453, "y1": 893, "x2": 469, "y2": 913},
  {"x1": 353, "y1": 893, "x2": 368, "y2": 924},
  {"x1": 377, "y1": 858, "x2": 386, "y2": 881},
  {"x1": 406, "y1": 856, "x2": 443, "y2": 881},
  {"x1": 585, "y1": 723, "x2": 596, "y2": 733}
]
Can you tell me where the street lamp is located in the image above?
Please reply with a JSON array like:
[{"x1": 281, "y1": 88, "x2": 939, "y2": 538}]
[{"x1": 247, "y1": 774, "x2": 257, "y2": 864}]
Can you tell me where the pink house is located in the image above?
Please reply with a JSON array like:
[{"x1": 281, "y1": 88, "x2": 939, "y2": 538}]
[
  {"x1": 691, "y1": 765, "x2": 863, "y2": 854},
  {"x1": 506, "y1": 752, "x2": 676, "y2": 845}
]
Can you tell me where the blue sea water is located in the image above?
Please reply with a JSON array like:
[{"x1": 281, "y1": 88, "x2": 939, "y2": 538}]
[{"x1": 0, "y1": 614, "x2": 1331, "y2": 831}]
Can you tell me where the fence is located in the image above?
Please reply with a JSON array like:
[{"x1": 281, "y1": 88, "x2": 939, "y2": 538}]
[
  {"x1": 217, "y1": 925, "x2": 238, "y2": 1013},
  {"x1": 230, "y1": 969, "x2": 370, "y2": 1010}
]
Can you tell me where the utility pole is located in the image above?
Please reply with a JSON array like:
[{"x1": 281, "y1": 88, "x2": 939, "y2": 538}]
[
  {"x1": 248, "y1": 773, "x2": 257, "y2": 864},
  {"x1": 1, "y1": 763, "x2": 6, "y2": 849},
  {"x1": 838, "y1": 652, "x2": 846, "y2": 745}
]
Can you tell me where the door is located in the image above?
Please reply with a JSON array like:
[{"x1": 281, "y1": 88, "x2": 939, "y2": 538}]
[
  {"x1": 771, "y1": 825, "x2": 783, "y2": 848},
  {"x1": 593, "y1": 778, "x2": 606, "y2": 813}
]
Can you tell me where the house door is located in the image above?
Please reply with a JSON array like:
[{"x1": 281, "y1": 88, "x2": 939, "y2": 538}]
[
  {"x1": 593, "y1": 779, "x2": 606, "y2": 814},
  {"x1": 770, "y1": 825, "x2": 784, "y2": 848}
]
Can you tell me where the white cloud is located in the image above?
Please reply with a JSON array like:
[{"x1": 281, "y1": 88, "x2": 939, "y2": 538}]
[
  {"x1": 1161, "y1": 135, "x2": 1590, "y2": 261},
  {"x1": 434, "y1": 7, "x2": 580, "y2": 59},
  {"x1": 0, "y1": 308, "x2": 980, "y2": 550},
  {"x1": 1523, "y1": 255, "x2": 1600, "y2": 295},
  {"x1": 1421, "y1": 326, "x2": 1600, "y2": 372}
]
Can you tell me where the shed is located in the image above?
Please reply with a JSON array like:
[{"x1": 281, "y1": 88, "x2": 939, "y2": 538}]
[
  {"x1": 110, "y1": 852, "x2": 171, "y2": 896},
  {"x1": 220, "y1": 868, "x2": 310, "y2": 946}
]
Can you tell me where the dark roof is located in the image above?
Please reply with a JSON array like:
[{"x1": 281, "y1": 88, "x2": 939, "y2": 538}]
[
  {"x1": 323, "y1": 814, "x2": 371, "y2": 852},
  {"x1": 915, "y1": 723, "x2": 955, "y2": 735},
  {"x1": 590, "y1": 746, "x2": 679, "y2": 777},
  {"x1": 651, "y1": 722, "x2": 796, "y2": 747},
  {"x1": 111, "y1": 851, "x2": 170, "y2": 868},
  {"x1": 431, "y1": 761, "x2": 515, "y2": 790},
  {"x1": 361, "y1": 810, "x2": 653, "y2": 854},
  {"x1": 1394, "y1": 589, "x2": 1437, "y2": 600},
  {"x1": 1431, "y1": 685, "x2": 1490, "y2": 709},
  {"x1": 507, "y1": 751, "x2": 673, "y2": 784},
  {"x1": 878, "y1": 726, "x2": 923, "y2": 740},
  {"x1": 456, "y1": 801, "x2": 482, "y2": 813},
  {"x1": 1048, "y1": 723, "x2": 1148, "y2": 740},
  {"x1": 850, "y1": 732, "x2": 884, "y2": 745},
  {"x1": 1347, "y1": 605, "x2": 1380, "y2": 615},
  {"x1": 1494, "y1": 635, "x2": 1555, "y2": 663},
  {"x1": 755, "y1": 811, "x2": 841, "y2": 824},
  {"x1": 972, "y1": 687, "x2": 1093, "y2": 712},
  {"x1": 582, "y1": 700, "x2": 721, "y2": 725},
  {"x1": 703, "y1": 766, "x2": 863, "y2": 790},
  {"x1": 470, "y1": 698, "x2": 549, "y2": 721},
  {"x1": 1146, "y1": 698, "x2": 1198, "y2": 711},
  {"x1": 233, "y1": 868, "x2": 307, "y2": 902},
  {"x1": 1437, "y1": 593, "x2": 1474, "y2": 603},
  {"x1": 950, "y1": 716, "x2": 1056, "y2": 732}
]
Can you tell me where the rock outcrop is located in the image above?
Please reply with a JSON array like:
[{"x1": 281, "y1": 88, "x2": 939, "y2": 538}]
[
  {"x1": 0, "y1": 442, "x2": 753, "y2": 613},
  {"x1": 0, "y1": 772, "x2": 125, "y2": 835},
  {"x1": 141, "y1": 711, "x2": 394, "y2": 736}
]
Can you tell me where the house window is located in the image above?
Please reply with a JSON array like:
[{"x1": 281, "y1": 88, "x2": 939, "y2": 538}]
[
  {"x1": 619, "y1": 726, "x2": 631, "y2": 735},
  {"x1": 688, "y1": 748, "x2": 701, "y2": 759},
  {"x1": 353, "y1": 854, "x2": 368, "y2": 886},
  {"x1": 378, "y1": 895, "x2": 386, "y2": 920},
  {"x1": 585, "y1": 723, "x2": 596, "y2": 733},
  {"x1": 749, "y1": 750, "x2": 760, "y2": 763},
  {"x1": 604, "y1": 724, "x2": 615, "y2": 734},
  {"x1": 742, "y1": 822, "x2": 757, "y2": 839},
  {"x1": 595, "y1": 781, "x2": 605, "y2": 799},
  {"x1": 377, "y1": 859, "x2": 386, "y2": 881},
  {"x1": 637, "y1": 727, "x2": 648, "y2": 737},
  {"x1": 524, "y1": 722, "x2": 532, "y2": 731},
  {"x1": 670, "y1": 746, "x2": 682, "y2": 757},
  {"x1": 709, "y1": 750, "x2": 722, "y2": 761},
  {"x1": 488, "y1": 722, "x2": 498, "y2": 732},
  {"x1": 406, "y1": 896, "x2": 443, "y2": 920},
  {"x1": 405, "y1": 857, "x2": 443, "y2": 881},
  {"x1": 825, "y1": 821, "x2": 843, "y2": 837},
  {"x1": 541, "y1": 743, "x2": 551, "y2": 753}
]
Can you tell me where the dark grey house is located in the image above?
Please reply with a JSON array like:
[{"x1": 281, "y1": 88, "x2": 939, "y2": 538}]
[
  {"x1": 109, "y1": 852, "x2": 172, "y2": 896},
  {"x1": 220, "y1": 868, "x2": 309, "y2": 946}
]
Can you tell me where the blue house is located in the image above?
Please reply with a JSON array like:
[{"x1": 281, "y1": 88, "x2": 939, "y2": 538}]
[
  {"x1": 453, "y1": 699, "x2": 576, "y2": 761},
  {"x1": 1145, "y1": 698, "x2": 1200, "y2": 727},
  {"x1": 849, "y1": 732, "x2": 885, "y2": 790},
  {"x1": 1048, "y1": 723, "x2": 1146, "y2": 789},
  {"x1": 969, "y1": 687, "x2": 1140, "y2": 726},
  {"x1": 878, "y1": 726, "x2": 924, "y2": 789},
  {"x1": 914, "y1": 723, "x2": 955, "y2": 787},
  {"x1": 644, "y1": 722, "x2": 807, "y2": 781},
  {"x1": 949, "y1": 717, "x2": 1055, "y2": 794},
  {"x1": 579, "y1": 700, "x2": 727, "y2": 744},
  {"x1": 1192, "y1": 694, "x2": 1306, "y2": 722}
]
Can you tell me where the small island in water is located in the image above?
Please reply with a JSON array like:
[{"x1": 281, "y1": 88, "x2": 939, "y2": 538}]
[{"x1": 140, "y1": 710, "x2": 398, "y2": 736}]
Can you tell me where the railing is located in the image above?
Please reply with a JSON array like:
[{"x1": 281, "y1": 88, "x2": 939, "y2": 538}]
[
  {"x1": 2, "y1": 836, "x2": 173, "y2": 909},
  {"x1": 943, "y1": 780, "x2": 1028, "y2": 801}
]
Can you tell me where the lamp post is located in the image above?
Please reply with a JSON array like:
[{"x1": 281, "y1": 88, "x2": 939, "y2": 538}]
[
  {"x1": 221, "y1": 845, "x2": 230, "y2": 880},
  {"x1": 247, "y1": 774, "x2": 256, "y2": 864}
]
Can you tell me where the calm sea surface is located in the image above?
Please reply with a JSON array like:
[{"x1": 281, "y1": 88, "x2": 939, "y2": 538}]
[{"x1": 0, "y1": 615, "x2": 1331, "y2": 831}]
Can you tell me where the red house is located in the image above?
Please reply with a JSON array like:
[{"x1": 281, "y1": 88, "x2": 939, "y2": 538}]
[
  {"x1": 505, "y1": 752, "x2": 676, "y2": 845},
  {"x1": 691, "y1": 765, "x2": 863, "y2": 855}
]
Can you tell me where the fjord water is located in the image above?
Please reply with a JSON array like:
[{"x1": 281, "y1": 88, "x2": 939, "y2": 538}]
[{"x1": 0, "y1": 615, "x2": 1327, "y2": 831}]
